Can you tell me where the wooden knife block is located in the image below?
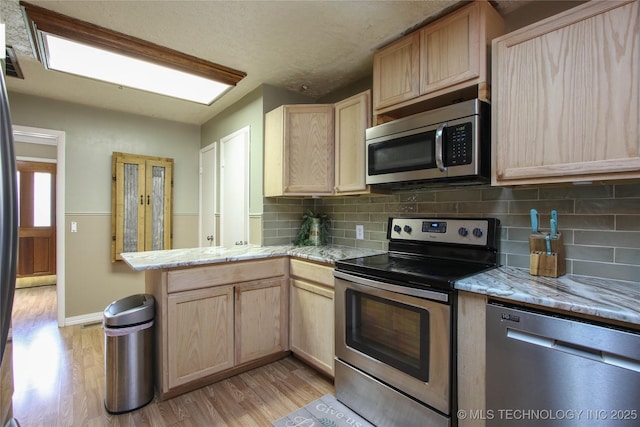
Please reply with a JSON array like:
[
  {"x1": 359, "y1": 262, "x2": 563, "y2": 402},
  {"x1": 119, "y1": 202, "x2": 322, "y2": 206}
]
[{"x1": 529, "y1": 232, "x2": 566, "y2": 278}]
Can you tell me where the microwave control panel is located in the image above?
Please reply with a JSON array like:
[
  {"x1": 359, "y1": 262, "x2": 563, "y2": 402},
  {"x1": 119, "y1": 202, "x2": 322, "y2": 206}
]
[{"x1": 445, "y1": 122, "x2": 473, "y2": 166}]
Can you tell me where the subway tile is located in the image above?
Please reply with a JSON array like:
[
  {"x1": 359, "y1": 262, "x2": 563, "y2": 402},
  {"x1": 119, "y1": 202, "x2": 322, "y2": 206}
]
[
  {"x1": 576, "y1": 199, "x2": 640, "y2": 214},
  {"x1": 615, "y1": 183, "x2": 640, "y2": 198},
  {"x1": 333, "y1": 237, "x2": 356, "y2": 247},
  {"x1": 344, "y1": 213, "x2": 371, "y2": 222},
  {"x1": 617, "y1": 215, "x2": 640, "y2": 231},
  {"x1": 356, "y1": 240, "x2": 386, "y2": 251},
  {"x1": 482, "y1": 187, "x2": 539, "y2": 201},
  {"x1": 358, "y1": 203, "x2": 386, "y2": 213},
  {"x1": 435, "y1": 189, "x2": 482, "y2": 202},
  {"x1": 458, "y1": 201, "x2": 509, "y2": 214},
  {"x1": 615, "y1": 248, "x2": 640, "y2": 265},
  {"x1": 509, "y1": 200, "x2": 574, "y2": 214},
  {"x1": 368, "y1": 231, "x2": 388, "y2": 242},
  {"x1": 416, "y1": 202, "x2": 458, "y2": 214},
  {"x1": 505, "y1": 254, "x2": 530, "y2": 269},
  {"x1": 385, "y1": 203, "x2": 417, "y2": 213},
  {"x1": 552, "y1": 214, "x2": 614, "y2": 230},
  {"x1": 574, "y1": 230, "x2": 640, "y2": 248},
  {"x1": 507, "y1": 227, "x2": 534, "y2": 242},
  {"x1": 573, "y1": 261, "x2": 640, "y2": 282},
  {"x1": 500, "y1": 240, "x2": 530, "y2": 255},
  {"x1": 539, "y1": 184, "x2": 613, "y2": 200},
  {"x1": 564, "y1": 245, "x2": 614, "y2": 263},
  {"x1": 396, "y1": 191, "x2": 437, "y2": 203}
]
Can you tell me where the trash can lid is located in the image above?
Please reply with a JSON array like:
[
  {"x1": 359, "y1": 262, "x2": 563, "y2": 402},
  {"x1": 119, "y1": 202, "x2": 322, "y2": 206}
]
[{"x1": 104, "y1": 294, "x2": 155, "y2": 327}]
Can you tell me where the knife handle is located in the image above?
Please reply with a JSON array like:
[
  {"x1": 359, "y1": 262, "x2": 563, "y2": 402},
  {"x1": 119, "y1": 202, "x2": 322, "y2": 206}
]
[
  {"x1": 550, "y1": 218, "x2": 558, "y2": 239},
  {"x1": 530, "y1": 209, "x2": 539, "y2": 233}
]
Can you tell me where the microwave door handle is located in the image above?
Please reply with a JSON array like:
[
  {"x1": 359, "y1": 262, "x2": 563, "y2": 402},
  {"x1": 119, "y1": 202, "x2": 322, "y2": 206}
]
[{"x1": 435, "y1": 122, "x2": 447, "y2": 172}]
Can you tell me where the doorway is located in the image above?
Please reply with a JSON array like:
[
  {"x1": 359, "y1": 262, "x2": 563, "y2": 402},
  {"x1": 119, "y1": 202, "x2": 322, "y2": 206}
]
[
  {"x1": 16, "y1": 161, "x2": 57, "y2": 286},
  {"x1": 13, "y1": 125, "x2": 66, "y2": 326},
  {"x1": 199, "y1": 143, "x2": 217, "y2": 247},
  {"x1": 220, "y1": 126, "x2": 249, "y2": 248}
]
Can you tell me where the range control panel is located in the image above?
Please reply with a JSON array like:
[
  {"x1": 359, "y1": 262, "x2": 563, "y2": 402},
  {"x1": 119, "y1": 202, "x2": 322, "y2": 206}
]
[{"x1": 389, "y1": 217, "x2": 491, "y2": 246}]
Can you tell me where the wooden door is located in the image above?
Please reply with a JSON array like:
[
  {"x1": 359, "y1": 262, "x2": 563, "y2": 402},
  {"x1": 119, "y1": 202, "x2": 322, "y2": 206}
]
[
  {"x1": 419, "y1": 1, "x2": 480, "y2": 94},
  {"x1": 235, "y1": 278, "x2": 288, "y2": 365},
  {"x1": 372, "y1": 33, "x2": 420, "y2": 111},
  {"x1": 284, "y1": 105, "x2": 335, "y2": 195},
  {"x1": 492, "y1": 0, "x2": 640, "y2": 185},
  {"x1": 167, "y1": 285, "x2": 235, "y2": 389},
  {"x1": 334, "y1": 90, "x2": 371, "y2": 194},
  {"x1": 16, "y1": 161, "x2": 56, "y2": 277}
]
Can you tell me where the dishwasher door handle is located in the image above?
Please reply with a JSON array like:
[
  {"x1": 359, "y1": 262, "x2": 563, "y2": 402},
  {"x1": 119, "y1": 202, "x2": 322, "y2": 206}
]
[{"x1": 507, "y1": 328, "x2": 640, "y2": 373}]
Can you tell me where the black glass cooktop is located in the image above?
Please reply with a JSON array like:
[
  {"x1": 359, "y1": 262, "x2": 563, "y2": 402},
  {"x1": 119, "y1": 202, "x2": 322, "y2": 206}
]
[{"x1": 335, "y1": 252, "x2": 495, "y2": 290}]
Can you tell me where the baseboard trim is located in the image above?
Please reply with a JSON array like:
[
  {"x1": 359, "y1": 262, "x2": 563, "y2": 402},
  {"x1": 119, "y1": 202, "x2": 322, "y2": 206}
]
[{"x1": 65, "y1": 311, "x2": 103, "y2": 327}]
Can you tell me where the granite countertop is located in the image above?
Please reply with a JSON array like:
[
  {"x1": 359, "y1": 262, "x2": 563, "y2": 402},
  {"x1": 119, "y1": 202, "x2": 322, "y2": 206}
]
[
  {"x1": 122, "y1": 246, "x2": 639, "y2": 327},
  {"x1": 456, "y1": 266, "x2": 640, "y2": 326},
  {"x1": 120, "y1": 244, "x2": 384, "y2": 271}
]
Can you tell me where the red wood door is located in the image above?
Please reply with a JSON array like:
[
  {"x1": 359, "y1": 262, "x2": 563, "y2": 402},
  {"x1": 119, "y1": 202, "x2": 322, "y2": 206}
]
[{"x1": 16, "y1": 161, "x2": 56, "y2": 278}]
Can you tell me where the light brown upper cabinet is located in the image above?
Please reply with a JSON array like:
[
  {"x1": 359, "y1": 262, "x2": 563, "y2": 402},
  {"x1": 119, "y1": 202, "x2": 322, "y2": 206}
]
[
  {"x1": 334, "y1": 90, "x2": 374, "y2": 195},
  {"x1": 264, "y1": 104, "x2": 335, "y2": 197},
  {"x1": 265, "y1": 91, "x2": 381, "y2": 197},
  {"x1": 491, "y1": 0, "x2": 640, "y2": 186},
  {"x1": 111, "y1": 152, "x2": 173, "y2": 261},
  {"x1": 373, "y1": 1, "x2": 504, "y2": 121}
]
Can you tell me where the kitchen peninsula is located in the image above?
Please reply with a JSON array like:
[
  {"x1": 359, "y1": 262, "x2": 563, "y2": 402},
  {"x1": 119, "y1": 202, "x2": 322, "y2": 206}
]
[{"x1": 121, "y1": 245, "x2": 383, "y2": 400}]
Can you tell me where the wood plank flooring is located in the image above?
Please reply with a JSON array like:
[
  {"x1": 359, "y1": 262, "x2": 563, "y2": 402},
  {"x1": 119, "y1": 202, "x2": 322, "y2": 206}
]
[{"x1": 10, "y1": 286, "x2": 334, "y2": 426}]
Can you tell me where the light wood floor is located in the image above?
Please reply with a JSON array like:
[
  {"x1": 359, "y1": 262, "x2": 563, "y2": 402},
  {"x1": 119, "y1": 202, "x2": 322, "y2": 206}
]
[{"x1": 10, "y1": 286, "x2": 335, "y2": 426}]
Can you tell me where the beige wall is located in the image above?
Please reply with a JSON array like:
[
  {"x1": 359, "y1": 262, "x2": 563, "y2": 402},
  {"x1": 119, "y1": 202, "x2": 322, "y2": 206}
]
[{"x1": 9, "y1": 93, "x2": 200, "y2": 320}]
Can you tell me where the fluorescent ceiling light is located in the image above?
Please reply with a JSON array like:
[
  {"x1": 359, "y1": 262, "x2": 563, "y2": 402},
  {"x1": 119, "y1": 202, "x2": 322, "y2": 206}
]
[
  {"x1": 44, "y1": 34, "x2": 230, "y2": 105},
  {"x1": 20, "y1": 1, "x2": 246, "y2": 106}
]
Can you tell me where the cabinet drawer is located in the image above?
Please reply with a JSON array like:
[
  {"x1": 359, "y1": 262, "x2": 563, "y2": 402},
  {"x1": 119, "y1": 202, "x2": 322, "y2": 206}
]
[
  {"x1": 167, "y1": 257, "x2": 287, "y2": 293},
  {"x1": 289, "y1": 258, "x2": 334, "y2": 287}
]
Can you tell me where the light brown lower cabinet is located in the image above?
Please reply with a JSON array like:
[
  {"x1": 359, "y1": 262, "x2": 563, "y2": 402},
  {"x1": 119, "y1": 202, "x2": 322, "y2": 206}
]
[
  {"x1": 167, "y1": 285, "x2": 234, "y2": 389},
  {"x1": 457, "y1": 291, "x2": 488, "y2": 427},
  {"x1": 146, "y1": 257, "x2": 289, "y2": 400},
  {"x1": 235, "y1": 278, "x2": 288, "y2": 365},
  {"x1": 289, "y1": 258, "x2": 335, "y2": 377}
]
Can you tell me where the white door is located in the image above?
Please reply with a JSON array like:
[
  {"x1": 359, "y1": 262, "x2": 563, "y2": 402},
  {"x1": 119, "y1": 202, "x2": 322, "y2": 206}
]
[
  {"x1": 220, "y1": 126, "x2": 250, "y2": 248},
  {"x1": 199, "y1": 143, "x2": 216, "y2": 247}
]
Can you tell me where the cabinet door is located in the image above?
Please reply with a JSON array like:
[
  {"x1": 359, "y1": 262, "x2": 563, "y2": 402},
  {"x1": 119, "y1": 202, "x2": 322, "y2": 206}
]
[
  {"x1": 112, "y1": 154, "x2": 146, "y2": 260},
  {"x1": 373, "y1": 33, "x2": 420, "y2": 111},
  {"x1": 167, "y1": 285, "x2": 234, "y2": 389},
  {"x1": 492, "y1": 0, "x2": 640, "y2": 185},
  {"x1": 290, "y1": 279, "x2": 335, "y2": 377},
  {"x1": 334, "y1": 90, "x2": 371, "y2": 194},
  {"x1": 284, "y1": 105, "x2": 335, "y2": 195},
  {"x1": 235, "y1": 278, "x2": 288, "y2": 364},
  {"x1": 144, "y1": 159, "x2": 173, "y2": 251},
  {"x1": 420, "y1": 2, "x2": 480, "y2": 94},
  {"x1": 112, "y1": 152, "x2": 173, "y2": 261}
]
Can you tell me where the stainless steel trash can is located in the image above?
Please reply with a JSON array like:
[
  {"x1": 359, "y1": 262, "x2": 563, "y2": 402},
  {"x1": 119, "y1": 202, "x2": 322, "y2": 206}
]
[{"x1": 103, "y1": 294, "x2": 155, "y2": 413}]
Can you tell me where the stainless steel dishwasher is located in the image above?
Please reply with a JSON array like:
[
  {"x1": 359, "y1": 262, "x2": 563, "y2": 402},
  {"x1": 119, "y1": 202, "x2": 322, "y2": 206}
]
[{"x1": 486, "y1": 302, "x2": 640, "y2": 426}]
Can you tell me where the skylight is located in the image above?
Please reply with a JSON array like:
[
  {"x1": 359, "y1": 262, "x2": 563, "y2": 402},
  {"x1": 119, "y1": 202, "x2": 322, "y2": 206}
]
[
  {"x1": 20, "y1": 1, "x2": 246, "y2": 106},
  {"x1": 43, "y1": 34, "x2": 230, "y2": 105}
]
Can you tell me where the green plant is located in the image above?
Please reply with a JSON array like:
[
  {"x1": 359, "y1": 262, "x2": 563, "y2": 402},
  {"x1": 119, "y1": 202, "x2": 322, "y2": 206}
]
[{"x1": 293, "y1": 209, "x2": 330, "y2": 246}]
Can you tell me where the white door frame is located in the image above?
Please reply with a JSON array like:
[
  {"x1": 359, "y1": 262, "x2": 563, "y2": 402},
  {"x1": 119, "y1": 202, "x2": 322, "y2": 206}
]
[
  {"x1": 12, "y1": 125, "x2": 66, "y2": 327},
  {"x1": 198, "y1": 142, "x2": 217, "y2": 247},
  {"x1": 220, "y1": 126, "x2": 250, "y2": 248}
]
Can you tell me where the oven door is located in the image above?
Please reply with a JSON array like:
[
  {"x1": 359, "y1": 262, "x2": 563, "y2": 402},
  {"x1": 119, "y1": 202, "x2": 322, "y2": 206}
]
[{"x1": 335, "y1": 272, "x2": 451, "y2": 415}]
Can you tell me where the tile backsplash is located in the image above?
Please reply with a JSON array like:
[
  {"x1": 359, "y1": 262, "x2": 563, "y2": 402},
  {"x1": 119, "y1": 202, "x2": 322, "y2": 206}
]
[{"x1": 263, "y1": 182, "x2": 640, "y2": 282}]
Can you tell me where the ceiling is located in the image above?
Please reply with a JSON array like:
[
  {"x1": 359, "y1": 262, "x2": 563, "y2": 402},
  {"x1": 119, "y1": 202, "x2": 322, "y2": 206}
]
[{"x1": 2, "y1": 0, "x2": 527, "y2": 126}]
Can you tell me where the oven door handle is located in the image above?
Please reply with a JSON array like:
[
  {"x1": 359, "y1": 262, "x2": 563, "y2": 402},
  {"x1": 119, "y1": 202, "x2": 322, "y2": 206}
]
[
  {"x1": 435, "y1": 122, "x2": 447, "y2": 173},
  {"x1": 334, "y1": 270, "x2": 449, "y2": 303}
]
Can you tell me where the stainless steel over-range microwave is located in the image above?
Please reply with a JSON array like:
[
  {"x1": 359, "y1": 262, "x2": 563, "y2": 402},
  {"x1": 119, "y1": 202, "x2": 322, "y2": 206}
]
[{"x1": 366, "y1": 99, "x2": 490, "y2": 188}]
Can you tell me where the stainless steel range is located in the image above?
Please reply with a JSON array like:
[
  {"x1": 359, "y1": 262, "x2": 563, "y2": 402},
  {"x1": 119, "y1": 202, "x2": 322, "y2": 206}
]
[{"x1": 334, "y1": 217, "x2": 500, "y2": 427}]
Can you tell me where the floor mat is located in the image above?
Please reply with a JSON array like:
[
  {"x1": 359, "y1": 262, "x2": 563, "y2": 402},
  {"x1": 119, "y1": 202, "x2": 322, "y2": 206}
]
[{"x1": 273, "y1": 394, "x2": 375, "y2": 427}]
